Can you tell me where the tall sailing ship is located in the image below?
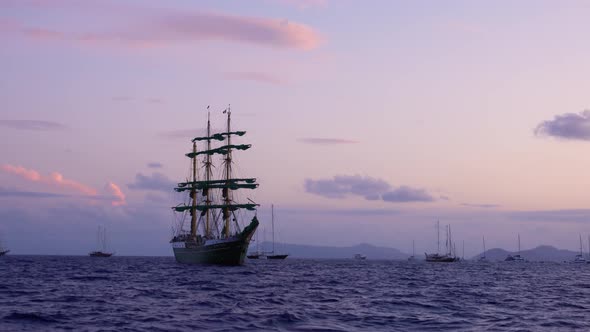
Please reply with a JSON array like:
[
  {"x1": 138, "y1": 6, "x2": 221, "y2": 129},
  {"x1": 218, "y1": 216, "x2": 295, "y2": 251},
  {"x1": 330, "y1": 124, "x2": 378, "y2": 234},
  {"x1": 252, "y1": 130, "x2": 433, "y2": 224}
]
[{"x1": 170, "y1": 107, "x2": 259, "y2": 265}]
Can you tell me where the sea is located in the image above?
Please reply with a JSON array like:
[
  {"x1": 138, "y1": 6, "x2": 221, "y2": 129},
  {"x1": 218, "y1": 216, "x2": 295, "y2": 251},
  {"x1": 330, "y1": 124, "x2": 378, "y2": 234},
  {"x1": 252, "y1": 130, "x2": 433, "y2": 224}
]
[{"x1": 1, "y1": 256, "x2": 589, "y2": 332}]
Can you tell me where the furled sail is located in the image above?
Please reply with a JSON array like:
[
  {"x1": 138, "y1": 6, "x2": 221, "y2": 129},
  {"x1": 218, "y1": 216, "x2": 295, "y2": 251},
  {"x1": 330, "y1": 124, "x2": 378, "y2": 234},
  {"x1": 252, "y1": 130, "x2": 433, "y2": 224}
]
[
  {"x1": 185, "y1": 144, "x2": 251, "y2": 158},
  {"x1": 192, "y1": 131, "x2": 246, "y2": 142},
  {"x1": 173, "y1": 203, "x2": 259, "y2": 212}
]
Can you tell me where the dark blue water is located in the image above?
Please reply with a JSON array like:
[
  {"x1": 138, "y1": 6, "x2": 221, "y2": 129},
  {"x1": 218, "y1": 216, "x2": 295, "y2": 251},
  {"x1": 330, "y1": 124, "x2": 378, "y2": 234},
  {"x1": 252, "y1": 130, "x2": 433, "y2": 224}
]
[{"x1": 1, "y1": 256, "x2": 590, "y2": 331}]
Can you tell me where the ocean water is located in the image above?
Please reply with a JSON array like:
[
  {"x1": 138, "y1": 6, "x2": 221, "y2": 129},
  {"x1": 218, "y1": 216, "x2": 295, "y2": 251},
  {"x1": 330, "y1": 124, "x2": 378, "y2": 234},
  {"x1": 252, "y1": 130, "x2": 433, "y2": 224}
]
[{"x1": 1, "y1": 256, "x2": 589, "y2": 331}]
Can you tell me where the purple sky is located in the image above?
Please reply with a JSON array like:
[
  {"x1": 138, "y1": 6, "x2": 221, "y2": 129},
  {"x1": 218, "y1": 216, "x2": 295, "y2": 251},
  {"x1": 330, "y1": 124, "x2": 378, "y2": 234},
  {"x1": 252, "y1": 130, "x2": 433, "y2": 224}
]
[{"x1": 2, "y1": 0, "x2": 590, "y2": 256}]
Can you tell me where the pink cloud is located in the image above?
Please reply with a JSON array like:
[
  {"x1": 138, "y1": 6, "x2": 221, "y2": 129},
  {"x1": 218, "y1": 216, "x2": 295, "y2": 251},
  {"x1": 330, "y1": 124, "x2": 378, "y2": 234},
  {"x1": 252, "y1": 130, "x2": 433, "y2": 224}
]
[
  {"x1": 1, "y1": 3, "x2": 322, "y2": 50},
  {"x1": 48, "y1": 172, "x2": 97, "y2": 196},
  {"x1": 107, "y1": 182, "x2": 126, "y2": 206},
  {"x1": 2, "y1": 164, "x2": 97, "y2": 196},
  {"x1": 1, "y1": 164, "x2": 42, "y2": 181}
]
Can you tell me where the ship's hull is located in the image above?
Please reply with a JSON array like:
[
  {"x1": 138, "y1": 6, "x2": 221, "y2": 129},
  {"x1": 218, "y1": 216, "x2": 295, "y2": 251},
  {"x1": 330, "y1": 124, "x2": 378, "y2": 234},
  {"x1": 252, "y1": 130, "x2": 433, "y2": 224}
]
[
  {"x1": 267, "y1": 254, "x2": 288, "y2": 260},
  {"x1": 247, "y1": 253, "x2": 265, "y2": 259},
  {"x1": 425, "y1": 253, "x2": 458, "y2": 262},
  {"x1": 89, "y1": 251, "x2": 113, "y2": 257},
  {"x1": 0, "y1": 250, "x2": 9, "y2": 256},
  {"x1": 172, "y1": 217, "x2": 258, "y2": 266}
]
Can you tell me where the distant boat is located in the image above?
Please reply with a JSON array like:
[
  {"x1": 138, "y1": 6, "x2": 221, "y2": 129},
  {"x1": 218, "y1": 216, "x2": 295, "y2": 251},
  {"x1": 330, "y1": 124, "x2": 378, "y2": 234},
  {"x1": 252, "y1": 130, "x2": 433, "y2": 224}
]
[
  {"x1": 407, "y1": 240, "x2": 416, "y2": 261},
  {"x1": 425, "y1": 221, "x2": 459, "y2": 262},
  {"x1": 571, "y1": 234, "x2": 586, "y2": 264},
  {"x1": 354, "y1": 253, "x2": 367, "y2": 260},
  {"x1": 505, "y1": 234, "x2": 525, "y2": 262},
  {"x1": 169, "y1": 108, "x2": 259, "y2": 265},
  {"x1": 0, "y1": 235, "x2": 9, "y2": 256},
  {"x1": 478, "y1": 236, "x2": 487, "y2": 261},
  {"x1": 89, "y1": 226, "x2": 113, "y2": 257},
  {"x1": 265, "y1": 205, "x2": 289, "y2": 260}
]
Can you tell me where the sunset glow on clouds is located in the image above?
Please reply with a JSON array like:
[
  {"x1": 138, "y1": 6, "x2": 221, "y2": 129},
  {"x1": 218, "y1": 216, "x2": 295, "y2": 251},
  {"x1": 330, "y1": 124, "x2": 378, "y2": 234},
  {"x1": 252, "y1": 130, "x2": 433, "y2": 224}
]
[
  {"x1": 1, "y1": 164, "x2": 126, "y2": 206},
  {"x1": 107, "y1": 182, "x2": 126, "y2": 206},
  {"x1": 0, "y1": 2, "x2": 321, "y2": 50}
]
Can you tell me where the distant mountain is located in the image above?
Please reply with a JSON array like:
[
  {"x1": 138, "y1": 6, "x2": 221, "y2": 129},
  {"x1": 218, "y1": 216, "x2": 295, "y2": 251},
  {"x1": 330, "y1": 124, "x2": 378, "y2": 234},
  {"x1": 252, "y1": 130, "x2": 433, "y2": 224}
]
[
  {"x1": 249, "y1": 242, "x2": 409, "y2": 259},
  {"x1": 472, "y1": 245, "x2": 584, "y2": 262}
]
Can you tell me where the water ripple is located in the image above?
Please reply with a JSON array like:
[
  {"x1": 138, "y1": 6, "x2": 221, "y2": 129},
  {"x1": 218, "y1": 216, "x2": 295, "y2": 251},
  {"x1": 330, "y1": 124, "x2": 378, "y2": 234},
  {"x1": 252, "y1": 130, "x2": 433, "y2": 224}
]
[{"x1": 2, "y1": 257, "x2": 590, "y2": 331}]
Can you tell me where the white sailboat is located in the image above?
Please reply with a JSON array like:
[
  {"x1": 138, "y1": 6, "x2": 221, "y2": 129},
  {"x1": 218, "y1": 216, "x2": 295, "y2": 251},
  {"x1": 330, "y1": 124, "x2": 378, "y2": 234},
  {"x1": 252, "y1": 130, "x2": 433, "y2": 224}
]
[
  {"x1": 478, "y1": 236, "x2": 487, "y2": 261},
  {"x1": 0, "y1": 234, "x2": 9, "y2": 256},
  {"x1": 407, "y1": 240, "x2": 416, "y2": 261},
  {"x1": 505, "y1": 234, "x2": 525, "y2": 262},
  {"x1": 266, "y1": 205, "x2": 288, "y2": 260},
  {"x1": 571, "y1": 234, "x2": 586, "y2": 263}
]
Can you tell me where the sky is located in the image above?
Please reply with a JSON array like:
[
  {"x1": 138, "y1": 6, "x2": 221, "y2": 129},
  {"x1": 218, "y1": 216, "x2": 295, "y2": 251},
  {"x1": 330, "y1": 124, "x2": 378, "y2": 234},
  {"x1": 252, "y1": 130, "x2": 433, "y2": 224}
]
[{"x1": 2, "y1": 0, "x2": 590, "y2": 256}]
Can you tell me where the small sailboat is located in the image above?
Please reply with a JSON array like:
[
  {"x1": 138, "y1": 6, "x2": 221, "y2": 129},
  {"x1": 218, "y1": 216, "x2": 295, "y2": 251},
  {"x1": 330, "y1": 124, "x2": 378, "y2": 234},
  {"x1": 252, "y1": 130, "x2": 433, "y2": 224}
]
[
  {"x1": 505, "y1": 234, "x2": 525, "y2": 262},
  {"x1": 407, "y1": 240, "x2": 416, "y2": 261},
  {"x1": 425, "y1": 221, "x2": 459, "y2": 262},
  {"x1": 354, "y1": 253, "x2": 367, "y2": 260},
  {"x1": 571, "y1": 234, "x2": 586, "y2": 263},
  {"x1": 89, "y1": 226, "x2": 113, "y2": 257},
  {"x1": 0, "y1": 236, "x2": 9, "y2": 256},
  {"x1": 266, "y1": 205, "x2": 288, "y2": 260},
  {"x1": 478, "y1": 236, "x2": 487, "y2": 261},
  {"x1": 169, "y1": 107, "x2": 259, "y2": 265}
]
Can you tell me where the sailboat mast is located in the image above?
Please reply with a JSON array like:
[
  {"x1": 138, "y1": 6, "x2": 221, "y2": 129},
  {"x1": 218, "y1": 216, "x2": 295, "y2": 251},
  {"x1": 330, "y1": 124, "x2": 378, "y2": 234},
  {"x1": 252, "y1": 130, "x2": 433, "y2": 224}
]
[
  {"x1": 580, "y1": 234, "x2": 583, "y2": 256},
  {"x1": 272, "y1": 204, "x2": 275, "y2": 254},
  {"x1": 437, "y1": 220, "x2": 440, "y2": 254},
  {"x1": 223, "y1": 106, "x2": 232, "y2": 238},
  {"x1": 518, "y1": 234, "x2": 521, "y2": 255},
  {"x1": 412, "y1": 240, "x2": 415, "y2": 257},
  {"x1": 483, "y1": 236, "x2": 486, "y2": 258},
  {"x1": 190, "y1": 141, "x2": 197, "y2": 238}
]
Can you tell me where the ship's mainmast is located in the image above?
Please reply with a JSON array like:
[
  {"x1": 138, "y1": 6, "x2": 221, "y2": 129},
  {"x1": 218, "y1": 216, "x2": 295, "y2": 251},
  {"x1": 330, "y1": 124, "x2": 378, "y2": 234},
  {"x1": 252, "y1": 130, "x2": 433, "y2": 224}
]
[{"x1": 224, "y1": 106, "x2": 232, "y2": 239}]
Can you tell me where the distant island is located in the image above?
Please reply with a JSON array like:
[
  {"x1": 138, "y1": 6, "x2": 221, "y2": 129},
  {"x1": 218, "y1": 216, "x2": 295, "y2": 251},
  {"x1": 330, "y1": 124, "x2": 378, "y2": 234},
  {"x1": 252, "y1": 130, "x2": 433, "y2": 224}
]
[{"x1": 250, "y1": 242, "x2": 584, "y2": 262}]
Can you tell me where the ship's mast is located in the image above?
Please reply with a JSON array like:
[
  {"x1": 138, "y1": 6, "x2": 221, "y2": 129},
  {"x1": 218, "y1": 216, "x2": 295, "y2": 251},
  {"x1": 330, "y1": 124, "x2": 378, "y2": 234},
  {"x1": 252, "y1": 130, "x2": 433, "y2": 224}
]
[
  {"x1": 224, "y1": 106, "x2": 232, "y2": 238},
  {"x1": 482, "y1": 236, "x2": 486, "y2": 258},
  {"x1": 272, "y1": 204, "x2": 275, "y2": 254},
  {"x1": 580, "y1": 234, "x2": 583, "y2": 256},
  {"x1": 518, "y1": 234, "x2": 521, "y2": 255},
  {"x1": 437, "y1": 220, "x2": 440, "y2": 254},
  {"x1": 205, "y1": 112, "x2": 212, "y2": 238},
  {"x1": 462, "y1": 240, "x2": 464, "y2": 260},
  {"x1": 190, "y1": 141, "x2": 197, "y2": 238}
]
